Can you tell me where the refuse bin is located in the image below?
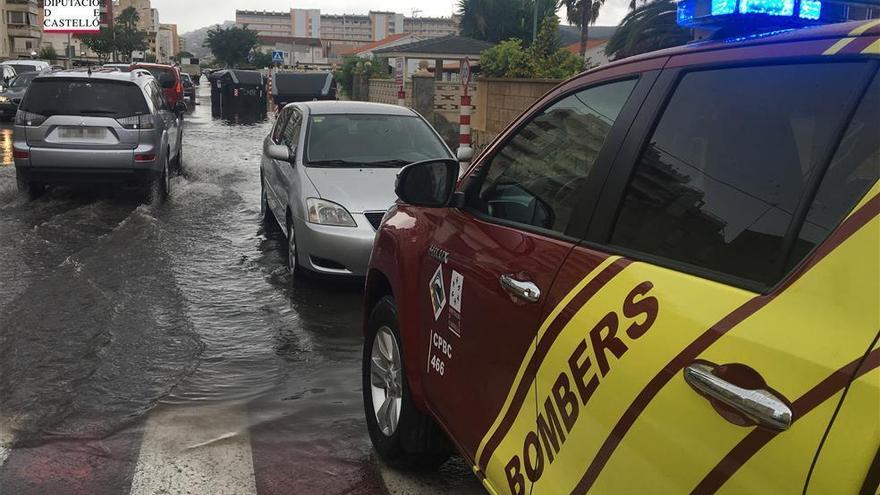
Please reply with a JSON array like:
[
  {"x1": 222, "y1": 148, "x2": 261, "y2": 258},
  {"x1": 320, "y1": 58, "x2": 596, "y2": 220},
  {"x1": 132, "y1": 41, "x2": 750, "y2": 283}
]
[
  {"x1": 209, "y1": 69, "x2": 267, "y2": 120},
  {"x1": 272, "y1": 72, "x2": 337, "y2": 108}
]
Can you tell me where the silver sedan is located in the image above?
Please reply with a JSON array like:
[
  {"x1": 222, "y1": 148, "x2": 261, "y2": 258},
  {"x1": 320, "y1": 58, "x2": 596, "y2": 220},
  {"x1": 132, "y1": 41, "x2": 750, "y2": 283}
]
[{"x1": 260, "y1": 101, "x2": 453, "y2": 277}]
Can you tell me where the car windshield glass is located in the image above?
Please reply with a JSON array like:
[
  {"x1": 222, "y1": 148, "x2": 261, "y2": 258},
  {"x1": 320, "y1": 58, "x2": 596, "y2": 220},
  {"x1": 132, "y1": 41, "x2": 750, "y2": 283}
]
[
  {"x1": 9, "y1": 73, "x2": 36, "y2": 88},
  {"x1": 20, "y1": 79, "x2": 149, "y2": 118},
  {"x1": 306, "y1": 114, "x2": 449, "y2": 167},
  {"x1": 6, "y1": 64, "x2": 37, "y2": 74}
]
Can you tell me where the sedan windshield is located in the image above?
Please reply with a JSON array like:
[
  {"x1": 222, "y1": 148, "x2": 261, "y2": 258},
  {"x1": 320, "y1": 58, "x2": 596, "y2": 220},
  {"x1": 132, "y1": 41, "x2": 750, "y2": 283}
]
[{"x1": 306, "y1": 114, "x2": 449, "y2": 167}]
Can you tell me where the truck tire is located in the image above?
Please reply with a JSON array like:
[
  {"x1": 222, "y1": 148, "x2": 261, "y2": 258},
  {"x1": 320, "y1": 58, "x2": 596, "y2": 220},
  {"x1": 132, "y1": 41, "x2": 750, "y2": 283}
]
[{"x1": 363, "y1": 296, "x2": 450, "y2": 469}]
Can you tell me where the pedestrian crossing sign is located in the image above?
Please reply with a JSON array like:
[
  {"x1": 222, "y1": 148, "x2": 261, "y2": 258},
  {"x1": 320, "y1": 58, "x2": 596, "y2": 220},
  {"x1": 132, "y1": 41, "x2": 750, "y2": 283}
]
[{"x1": 272, "y1": 51, "x2": 284, "y2": 64}]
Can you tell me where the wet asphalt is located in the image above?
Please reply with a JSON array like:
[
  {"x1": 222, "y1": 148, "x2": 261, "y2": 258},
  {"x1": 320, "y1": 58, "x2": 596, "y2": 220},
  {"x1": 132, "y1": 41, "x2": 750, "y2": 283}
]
[{"x1": 0, "y1": 82, "x2": 399, "y2": 494}]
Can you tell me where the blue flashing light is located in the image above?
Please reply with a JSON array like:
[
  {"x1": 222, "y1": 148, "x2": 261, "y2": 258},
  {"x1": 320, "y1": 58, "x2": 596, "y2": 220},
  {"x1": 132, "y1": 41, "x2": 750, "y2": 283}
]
[
  {"x1": 799, "y1": 0, "x2": 822, "y2": 19},
  {"x1": 711, "y1": 0, "x2": 737, "y2": 15},
  {"x1": 677, "y1": 0, "x2": 832, "y2": 30},
  {"x1": 740, "y1": 0, "x2": 795, "y2": 16}
]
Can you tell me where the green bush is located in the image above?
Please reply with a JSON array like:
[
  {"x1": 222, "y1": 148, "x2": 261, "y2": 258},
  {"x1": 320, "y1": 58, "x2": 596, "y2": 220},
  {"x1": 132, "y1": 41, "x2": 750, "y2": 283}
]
[
  {"x1": 334, "y1": 55, "x2": 391, "y2": 96},
  {"x1": 480, "y1": 16, "x2": 585, "y2": 79}
]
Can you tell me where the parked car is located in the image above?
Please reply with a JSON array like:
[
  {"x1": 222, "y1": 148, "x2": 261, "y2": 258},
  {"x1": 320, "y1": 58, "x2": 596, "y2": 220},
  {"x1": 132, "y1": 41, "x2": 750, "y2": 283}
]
[
  {"x1": 361, "y1": 14, "x2": 880, "y2": 495},
  {"x1": 130, "y1": 62, "x2": 184, "y2": 109},
  {"x1": 260, "y1": 101, "x2": 453, "y2": 277},
  {"x1": 0, "y1": 71, "x2": 39, "y2": 121},
  {"x1": 13, "y1": 68, "x2": 186, "y2": 200},
  {"x1": 1, "y1": 60, "x2": 50, "y2": 76},
  {"x1": 181, "y1": 73, "x2": 196, "y2": 108}
]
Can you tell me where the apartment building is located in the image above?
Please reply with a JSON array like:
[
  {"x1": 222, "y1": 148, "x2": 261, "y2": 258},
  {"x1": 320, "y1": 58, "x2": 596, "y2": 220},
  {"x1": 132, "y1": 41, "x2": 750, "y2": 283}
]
[
  {"x1": 236, "y1": 8, "x2": 458, "y2": 44},
  {"x1": 116, "y1": 0, "x2": 152, "y2": 32},
  {"x1": 157, "y1": 23, "x2": 179, "y2": 63},
  {"x1": 4, "y1": 0, "x2": 41, "y2": 59}
]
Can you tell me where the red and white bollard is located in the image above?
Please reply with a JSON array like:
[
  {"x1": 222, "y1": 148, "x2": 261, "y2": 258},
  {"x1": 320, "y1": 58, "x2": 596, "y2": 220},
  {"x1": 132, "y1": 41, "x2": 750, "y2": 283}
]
[
  {"x1": 458, "y1": 93, "x2": 472, "y2": 153},
  {"x1": 397, "y1": 87, "x2": 406, "y2": 107}
]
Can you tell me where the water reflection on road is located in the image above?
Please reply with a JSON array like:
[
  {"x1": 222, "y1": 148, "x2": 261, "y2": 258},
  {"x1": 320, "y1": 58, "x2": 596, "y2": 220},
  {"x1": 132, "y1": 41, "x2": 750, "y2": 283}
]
[{"x1": 0, "y1": 83, "x2": 382, "y2": 492}]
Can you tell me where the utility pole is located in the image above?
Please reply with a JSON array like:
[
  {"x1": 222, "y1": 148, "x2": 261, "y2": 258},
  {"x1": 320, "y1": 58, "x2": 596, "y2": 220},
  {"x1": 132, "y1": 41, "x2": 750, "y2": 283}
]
[{"x1": 67, "y1": 33, "x2": 72, "y2": 68}]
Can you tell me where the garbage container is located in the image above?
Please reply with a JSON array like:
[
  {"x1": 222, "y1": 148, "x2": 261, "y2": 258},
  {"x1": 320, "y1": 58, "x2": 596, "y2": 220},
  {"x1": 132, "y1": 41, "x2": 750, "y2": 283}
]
[
  {"x1": 209, "y1": 69, "x2": 267, "y2": 120},
  {"x1": 272, "y1": 72, "x2": 337, "y2": 108}
]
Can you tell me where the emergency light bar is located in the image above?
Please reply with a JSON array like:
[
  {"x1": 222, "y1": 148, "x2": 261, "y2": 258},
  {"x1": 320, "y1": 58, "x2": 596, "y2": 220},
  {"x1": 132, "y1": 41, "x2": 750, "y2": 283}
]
[{"x1": 676, "y1": 0, "x2": 844, "y2": 30}]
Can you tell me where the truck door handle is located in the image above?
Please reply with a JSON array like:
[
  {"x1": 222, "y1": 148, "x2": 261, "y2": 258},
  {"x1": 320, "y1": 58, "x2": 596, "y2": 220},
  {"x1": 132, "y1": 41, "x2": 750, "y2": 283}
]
[
  {"x1": 683, "y1": 362, "x2": 792, "y2": 431},
  {"x1": 500, "y1": 275, "x2": 541, "y2": 303}
]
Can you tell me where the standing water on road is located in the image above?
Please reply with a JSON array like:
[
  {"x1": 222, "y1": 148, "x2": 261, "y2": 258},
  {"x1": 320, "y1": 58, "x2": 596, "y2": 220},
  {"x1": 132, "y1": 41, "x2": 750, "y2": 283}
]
[{"x1": 0, "y1": 84, "x2": 386, "y2": 494}]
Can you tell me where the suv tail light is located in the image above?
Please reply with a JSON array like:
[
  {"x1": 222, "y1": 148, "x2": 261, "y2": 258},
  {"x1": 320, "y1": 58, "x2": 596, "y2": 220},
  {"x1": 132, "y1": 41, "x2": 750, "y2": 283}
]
[
  {"x1": 15, "y1": 110, "x2": 46, "y2": 127},
  {"x1": 13, "y1": 150, "x2": 29, "y2": 159},
  {"x1": 134, "y1": 153, "x2": 156, "y2": 162},
  {"x1": 117, "y1": 114, "x2": 155, "y2": 130}
]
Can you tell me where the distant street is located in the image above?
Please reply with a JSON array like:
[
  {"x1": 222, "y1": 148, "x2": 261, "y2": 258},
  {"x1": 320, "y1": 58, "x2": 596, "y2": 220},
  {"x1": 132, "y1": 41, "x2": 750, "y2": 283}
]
[{"x1": 0, "y1": 81, "x2": 481, "y2": 495}]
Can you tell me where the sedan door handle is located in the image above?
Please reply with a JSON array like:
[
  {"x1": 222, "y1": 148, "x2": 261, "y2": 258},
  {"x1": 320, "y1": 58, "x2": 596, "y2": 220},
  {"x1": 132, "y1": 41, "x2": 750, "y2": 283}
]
[
  {"x1": 683, "y1": 362, "x2": 792, "y2": 431},
  {"x1": 500, "y1": 275, "x2": 541, "y2": 303}
]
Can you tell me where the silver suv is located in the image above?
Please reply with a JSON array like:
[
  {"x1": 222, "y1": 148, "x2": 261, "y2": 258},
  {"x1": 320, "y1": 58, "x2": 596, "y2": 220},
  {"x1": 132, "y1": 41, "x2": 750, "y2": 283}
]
[{"x1": 13, "y1": 68, "x2": 185, "y2": 200}]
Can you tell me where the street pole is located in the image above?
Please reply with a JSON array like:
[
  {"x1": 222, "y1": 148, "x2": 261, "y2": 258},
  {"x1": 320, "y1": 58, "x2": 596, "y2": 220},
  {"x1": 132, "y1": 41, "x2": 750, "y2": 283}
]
[{"x1": 67, "y1": 32, "x2": 72, "y2": 68}]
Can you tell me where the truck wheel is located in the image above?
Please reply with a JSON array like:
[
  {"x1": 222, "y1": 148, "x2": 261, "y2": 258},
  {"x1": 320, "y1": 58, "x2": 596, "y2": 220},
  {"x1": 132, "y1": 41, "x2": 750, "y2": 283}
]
[{"x1": 363, "y1": 296, "x2": 450, "y2": 469}]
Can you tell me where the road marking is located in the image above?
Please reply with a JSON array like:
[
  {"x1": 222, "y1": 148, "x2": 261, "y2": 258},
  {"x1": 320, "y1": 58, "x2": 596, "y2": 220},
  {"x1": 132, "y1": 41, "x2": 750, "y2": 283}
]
[{"x1": 129, "y1": 404, "x2": 257, "y2": 495}]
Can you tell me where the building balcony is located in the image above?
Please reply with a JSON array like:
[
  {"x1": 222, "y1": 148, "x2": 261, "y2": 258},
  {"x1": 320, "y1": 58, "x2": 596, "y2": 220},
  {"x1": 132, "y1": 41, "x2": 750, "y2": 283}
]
[
  {"x1": 5, "y1": 0, "x2": 38, "y2": 15},
  {"x1": 8, "y1": 25, "x2": 41, "y2": 39}
]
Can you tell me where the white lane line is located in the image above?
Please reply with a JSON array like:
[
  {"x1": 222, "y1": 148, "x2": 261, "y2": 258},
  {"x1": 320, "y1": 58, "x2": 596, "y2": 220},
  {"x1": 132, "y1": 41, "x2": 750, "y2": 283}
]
[{"x1": 129, "y1": 404, "x2": 257, "y2": 495}]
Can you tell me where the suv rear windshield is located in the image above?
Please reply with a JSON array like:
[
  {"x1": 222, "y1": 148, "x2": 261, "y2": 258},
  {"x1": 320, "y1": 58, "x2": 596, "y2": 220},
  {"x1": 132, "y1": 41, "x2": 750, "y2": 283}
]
[
  {"x1": 20, "y1": 79, "x2": 149, "y2": 118},
  {"x1": 306, "y1": 114, "x2": 449, "y2": 167},
  {"x1": 140, "y1": 68, "x2": 176, "y2": 86}
]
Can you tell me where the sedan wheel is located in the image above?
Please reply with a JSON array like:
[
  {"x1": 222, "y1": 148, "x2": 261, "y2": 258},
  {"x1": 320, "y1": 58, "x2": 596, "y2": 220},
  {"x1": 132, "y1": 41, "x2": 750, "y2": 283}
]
[
  {"x1": 370, "y1": 326, "x2": 403, "y2": 436},
  {"x1": 287, "y1": 221, "x2": 298, "y2": 276}
]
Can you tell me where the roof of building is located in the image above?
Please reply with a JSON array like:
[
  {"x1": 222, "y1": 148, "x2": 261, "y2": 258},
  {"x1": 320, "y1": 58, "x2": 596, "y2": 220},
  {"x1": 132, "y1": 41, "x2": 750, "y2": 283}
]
[
  {"x1": 557, "y1": 25, "x2": 618, "y2": 46},
  {"x1": 373, "y1": 35, "x2": 495, "y2": 57},
  {"x1": 565, "y1": 39, "x2": 609, "y2": 55},
  {"x1": 346, "y1": 33, "x2": 413, "y2": 56}
]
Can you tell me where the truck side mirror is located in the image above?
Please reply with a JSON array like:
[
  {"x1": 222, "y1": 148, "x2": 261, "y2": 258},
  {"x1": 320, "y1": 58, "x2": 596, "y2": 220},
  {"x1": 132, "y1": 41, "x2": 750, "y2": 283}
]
[{"x1": 395, "y1": 159, "x2": 460, "y2": 208}]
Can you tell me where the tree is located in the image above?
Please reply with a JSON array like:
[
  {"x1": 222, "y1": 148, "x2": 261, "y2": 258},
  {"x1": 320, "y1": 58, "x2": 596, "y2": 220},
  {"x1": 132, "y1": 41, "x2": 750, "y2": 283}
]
[
  {"x1": 39, "y1": 45, "x2": 58, "y2": 61},
  {"x1": 458, "y1": 0, "x2": 558, "y2": 44},
  {"x1": 82, "y1": 7, "x2": 148, "y2": 62},
  {"x1": 480, "y1": 16, "x2": 584, "y2": 79},
  {"x1": 144, "y1": 53, "x2": 157, "y2": 63},
  {"x1": 562, "y1": 0, "x2": 605, "y2": 58},
  {"x1": 203, "y1": 25, "x2": 260, "y2": 68},
  {"x1": 605, "y1": 0, "x2": 690, "y2": 60}
]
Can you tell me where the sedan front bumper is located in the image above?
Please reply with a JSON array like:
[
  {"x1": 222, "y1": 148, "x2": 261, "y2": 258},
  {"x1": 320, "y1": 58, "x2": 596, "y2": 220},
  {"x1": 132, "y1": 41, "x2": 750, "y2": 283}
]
[{"x1": 293, "y1": 214, "x2": 378, "y2": 277}]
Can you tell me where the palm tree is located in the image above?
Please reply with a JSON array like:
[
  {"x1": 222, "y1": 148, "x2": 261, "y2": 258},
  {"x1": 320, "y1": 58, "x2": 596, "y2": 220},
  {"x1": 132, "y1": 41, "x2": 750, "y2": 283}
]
[
  {"x1": 604, "y1": 0, "x2": 691, "y2": 60},
  {"x1": 563, "y1": 0, "x2": 605, "y2": 58}
]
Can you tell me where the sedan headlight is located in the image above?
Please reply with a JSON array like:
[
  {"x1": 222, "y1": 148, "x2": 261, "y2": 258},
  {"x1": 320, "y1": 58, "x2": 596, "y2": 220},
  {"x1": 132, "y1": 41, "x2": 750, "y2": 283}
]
[
  {"x1": 0, "y1": 96, "x2": 9, "y2": 103},
  {"x1": 306, "y1": 198, "x2": 357, "y2": 227}
]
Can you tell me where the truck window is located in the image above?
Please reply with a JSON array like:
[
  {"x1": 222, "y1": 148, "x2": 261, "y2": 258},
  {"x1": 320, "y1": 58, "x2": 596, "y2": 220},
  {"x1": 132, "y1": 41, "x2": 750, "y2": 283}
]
[{"x1": 609, "y1": 62, "x2": 873, "y2": 287}]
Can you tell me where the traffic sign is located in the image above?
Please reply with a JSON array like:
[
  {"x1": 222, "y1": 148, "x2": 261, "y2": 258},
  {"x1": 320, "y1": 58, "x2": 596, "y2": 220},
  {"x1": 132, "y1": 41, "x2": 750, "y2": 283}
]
[
  {"x1": 247, "y1": 48, "x2": 256, "y2": 63},
  {"x1": 272, "y1": 50, "x2": 284, "y2": 64},
  {"x1": 461, "y1": 57, "x2": 472, "y2": 85},
  {"x1": 395, "y1": 58, "x2": 404, "y2": 85}
]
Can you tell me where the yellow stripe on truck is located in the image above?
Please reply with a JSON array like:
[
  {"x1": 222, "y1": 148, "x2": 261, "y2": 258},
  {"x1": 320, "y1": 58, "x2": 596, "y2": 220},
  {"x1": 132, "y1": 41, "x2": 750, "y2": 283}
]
[{"x1": 474, "y1": 256, "x2": 622, "y2": 466}]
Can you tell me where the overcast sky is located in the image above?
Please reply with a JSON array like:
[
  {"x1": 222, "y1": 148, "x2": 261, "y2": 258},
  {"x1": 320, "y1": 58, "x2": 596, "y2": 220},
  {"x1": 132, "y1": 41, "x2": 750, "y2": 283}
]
[{"x1": 151, "y1": 0, "x2": 631, "y2": 34}]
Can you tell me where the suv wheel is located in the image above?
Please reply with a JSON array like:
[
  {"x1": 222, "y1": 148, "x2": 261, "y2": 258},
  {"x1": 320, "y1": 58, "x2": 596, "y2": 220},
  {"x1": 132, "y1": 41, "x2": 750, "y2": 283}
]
[
  {"x1": 16, "y1": 172, "x2": 44, "y2": 199},
  {"x1": 148, "y1": 155, "x2": 170, "y2": 203},
  {"x1": 363, "y1": 296, "x2": 450, "y2": 469}
]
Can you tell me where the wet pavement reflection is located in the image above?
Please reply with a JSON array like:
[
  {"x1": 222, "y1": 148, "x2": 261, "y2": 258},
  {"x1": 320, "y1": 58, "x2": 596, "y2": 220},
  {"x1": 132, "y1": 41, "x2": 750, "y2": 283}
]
[{"x1": 0, "y1": 83, "x2": 388, "y2": 493}]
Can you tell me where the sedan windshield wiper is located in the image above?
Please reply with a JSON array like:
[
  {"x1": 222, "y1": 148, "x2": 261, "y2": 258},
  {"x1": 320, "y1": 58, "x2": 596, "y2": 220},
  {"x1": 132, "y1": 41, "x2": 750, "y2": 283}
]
[
  {"x1": 307, "y1": 159, "x2": 362, "y2": 167},
  {"x1": 362, "y1": 159, "x2": 411, "y2": 167}
]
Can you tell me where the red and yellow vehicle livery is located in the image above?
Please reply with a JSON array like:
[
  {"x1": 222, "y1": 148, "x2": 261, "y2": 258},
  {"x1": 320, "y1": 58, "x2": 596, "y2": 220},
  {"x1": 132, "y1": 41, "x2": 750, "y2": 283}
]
[{"x1": 362, "y1": 15, "x2": 880, "y2": 495}]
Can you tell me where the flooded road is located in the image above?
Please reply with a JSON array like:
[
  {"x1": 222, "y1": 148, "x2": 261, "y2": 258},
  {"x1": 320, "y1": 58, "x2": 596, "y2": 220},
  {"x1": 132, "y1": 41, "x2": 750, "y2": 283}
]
[{"x1": 0, "y1": 84, "x2": 388, "y2": 494}]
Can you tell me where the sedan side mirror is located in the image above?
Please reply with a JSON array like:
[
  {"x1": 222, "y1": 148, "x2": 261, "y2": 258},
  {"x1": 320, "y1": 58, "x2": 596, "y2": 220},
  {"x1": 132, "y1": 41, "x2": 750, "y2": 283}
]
[
  {"x1": 395, "y1": 158, "x2": 460, "y2": 208},
  {"x1": 174, "y1": 100, "x2": 187, "y2": 114},
  {"x1": 267, "y1": 143, "x2": 292, "y2": 163}
]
